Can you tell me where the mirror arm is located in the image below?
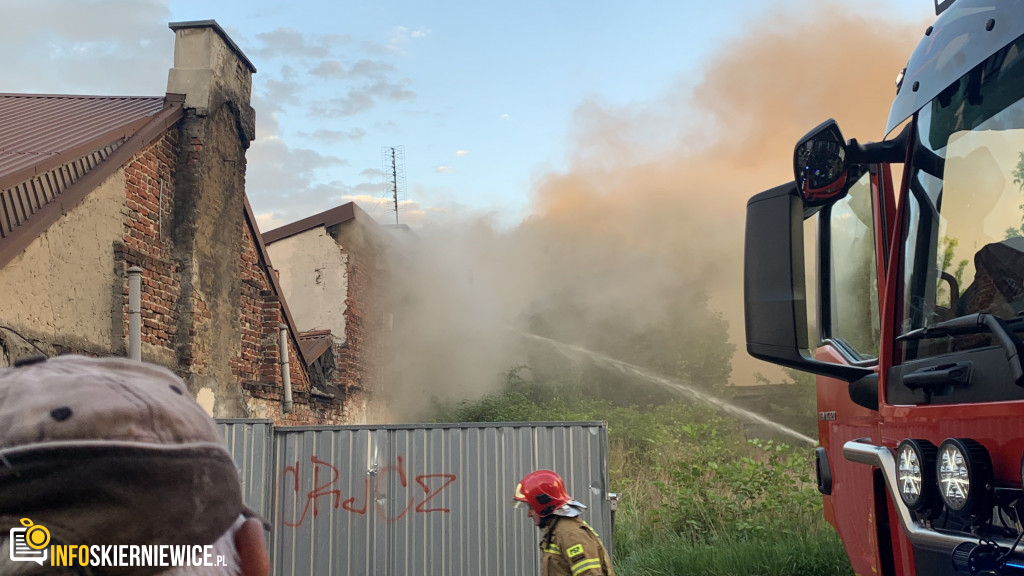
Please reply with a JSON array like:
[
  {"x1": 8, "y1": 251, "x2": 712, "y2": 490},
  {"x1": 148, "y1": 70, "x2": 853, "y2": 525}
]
[{"x1": 847, "y1": 123, "x2": 911, "y2": 165}]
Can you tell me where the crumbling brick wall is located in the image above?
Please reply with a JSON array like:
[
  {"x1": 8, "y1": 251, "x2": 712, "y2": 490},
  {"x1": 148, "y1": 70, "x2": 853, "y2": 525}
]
[
  {"x1": 330, "y1": 220, "x2": 392, "y2": 423},
  {"x1": 238, "y1": 222, "x2": 349, "y2": 425},
  {"x1": 116, "y1": 129, "x2": 180, "y2": 367}
]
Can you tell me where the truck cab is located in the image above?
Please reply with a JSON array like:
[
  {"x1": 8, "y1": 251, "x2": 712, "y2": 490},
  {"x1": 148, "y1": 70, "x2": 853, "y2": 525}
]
[{"x1": 744, "y1": 1, "x2": 1024, "y2": 574}]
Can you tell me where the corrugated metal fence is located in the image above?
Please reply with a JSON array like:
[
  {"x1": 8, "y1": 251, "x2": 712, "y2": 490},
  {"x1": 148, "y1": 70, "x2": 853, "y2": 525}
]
[{"x1": 217, "y1": 420, "x2": 612, "y2": 576}]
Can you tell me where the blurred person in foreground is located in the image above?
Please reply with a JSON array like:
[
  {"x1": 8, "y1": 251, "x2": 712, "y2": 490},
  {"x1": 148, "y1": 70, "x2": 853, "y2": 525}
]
[
  {"x1": 0, "y1": 355, "x2": 270, "y2": 575},
  {"x1": 513, "y1": 469, "x2": 614, "y2": 576}
]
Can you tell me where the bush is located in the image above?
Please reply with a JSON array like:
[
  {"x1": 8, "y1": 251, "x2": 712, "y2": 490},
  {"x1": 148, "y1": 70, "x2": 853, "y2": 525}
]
[{"x1": 651, "y1": 438, "x2": 820, "y2": 543}]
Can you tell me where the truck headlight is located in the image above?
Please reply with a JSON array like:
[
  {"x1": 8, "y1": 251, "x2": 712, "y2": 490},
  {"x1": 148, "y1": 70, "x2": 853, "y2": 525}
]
[
  {"x1": 897, "y1": 439, "x2": 937, "y2": 512},
  {"x1": 937, "y1": 438, "x2": 992, "y2": 518}
]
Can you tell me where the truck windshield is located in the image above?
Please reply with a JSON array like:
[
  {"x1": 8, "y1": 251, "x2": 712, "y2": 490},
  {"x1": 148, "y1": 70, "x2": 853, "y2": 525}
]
[{"x1": 900, "y1": 33, "x2": 1024, "y2": 361}]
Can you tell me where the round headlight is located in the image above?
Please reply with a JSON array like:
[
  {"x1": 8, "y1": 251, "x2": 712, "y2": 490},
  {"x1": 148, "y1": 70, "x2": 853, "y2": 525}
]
[
  {"x1": 896, "y1": 439, "x2": 937, "y2": 512},
  {"x1": 937, "y1": 438, "x2": 992, "y2": 518}
]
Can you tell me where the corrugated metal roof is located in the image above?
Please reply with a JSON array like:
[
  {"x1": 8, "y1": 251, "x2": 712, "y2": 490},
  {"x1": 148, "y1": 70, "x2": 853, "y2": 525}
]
[
  {"x1": 0, "y1": 94, "x2": 183, "y2": 269},
  {"x1": 0, "y1": 94, "x2": 165, "y2": 187}
]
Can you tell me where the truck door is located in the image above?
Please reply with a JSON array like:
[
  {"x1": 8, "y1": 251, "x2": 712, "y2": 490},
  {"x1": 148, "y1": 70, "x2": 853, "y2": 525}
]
[{"x1": 812, "y1": 167, "x2": 893, "y2": 576}]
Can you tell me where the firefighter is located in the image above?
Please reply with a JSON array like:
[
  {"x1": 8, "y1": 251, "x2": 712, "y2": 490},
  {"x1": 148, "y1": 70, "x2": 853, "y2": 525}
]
[{"x1": 513, "y1": 469, "x2": 614, "y2": 576}]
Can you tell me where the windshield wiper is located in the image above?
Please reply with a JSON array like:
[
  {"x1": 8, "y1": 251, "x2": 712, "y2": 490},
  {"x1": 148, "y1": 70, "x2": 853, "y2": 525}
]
[{"x1": 897, "y1": 313, "x2": 1024, "y2": 386}]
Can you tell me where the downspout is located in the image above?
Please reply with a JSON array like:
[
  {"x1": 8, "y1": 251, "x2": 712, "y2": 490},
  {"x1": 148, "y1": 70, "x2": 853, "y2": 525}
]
[
  {"x1": 127, "y1": 267, "x2": 142, "y2": 361},
  {"x1": 280, "y1": 323, "x2": 293, "y2": 413}
]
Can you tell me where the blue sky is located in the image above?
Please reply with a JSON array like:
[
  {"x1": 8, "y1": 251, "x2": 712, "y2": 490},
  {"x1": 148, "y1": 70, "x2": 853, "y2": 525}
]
[{"x1": 2, "y1": 0, "x2": 932, "y2": 231}]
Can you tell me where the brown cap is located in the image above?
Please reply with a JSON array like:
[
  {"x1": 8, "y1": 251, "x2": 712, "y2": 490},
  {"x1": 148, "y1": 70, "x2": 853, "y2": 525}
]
[{"x1": 0, "y1": 355, "x2": 244, "y2": 575}]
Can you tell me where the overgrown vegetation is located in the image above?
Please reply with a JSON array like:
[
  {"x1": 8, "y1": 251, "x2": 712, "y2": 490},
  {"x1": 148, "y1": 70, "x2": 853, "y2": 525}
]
[{"x1": 429, "y1": 366, "x2": 852, "y2": 576}]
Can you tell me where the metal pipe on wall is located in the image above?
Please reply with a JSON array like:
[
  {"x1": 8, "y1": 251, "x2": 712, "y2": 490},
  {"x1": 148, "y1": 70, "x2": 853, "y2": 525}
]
[
  {"x1": 127, "y1": 267, "x2": 143, "y2": 361},
  {"x1": 280, "y1": 323, "x2": 293, "y2": 413}
]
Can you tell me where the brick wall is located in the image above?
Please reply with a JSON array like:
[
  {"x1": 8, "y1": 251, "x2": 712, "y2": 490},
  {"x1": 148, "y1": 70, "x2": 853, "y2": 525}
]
[
  {"x1": 238, "y1": 222, "x2": 349, "y2": 425},
  {"x1": 111, "y1": 126, "x2": 349, "y2": 423},
  {"x1": 117, "y1": 129, "x2": 180, "y2": 366}
]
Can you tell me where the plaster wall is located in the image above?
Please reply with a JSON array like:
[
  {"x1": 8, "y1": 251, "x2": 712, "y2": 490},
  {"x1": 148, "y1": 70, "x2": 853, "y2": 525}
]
[
  {"x1": 0, "y1": 170, "x2": 126, "y2": 352},
  {"x1": 266, "y1": 228, "x2": 349, "y2": 338}
]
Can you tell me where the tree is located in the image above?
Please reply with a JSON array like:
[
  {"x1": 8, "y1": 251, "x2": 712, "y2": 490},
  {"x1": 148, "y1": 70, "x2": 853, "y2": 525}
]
[{"x1": 1009, "y1": 150, "x2": 1024, "y2": 238}]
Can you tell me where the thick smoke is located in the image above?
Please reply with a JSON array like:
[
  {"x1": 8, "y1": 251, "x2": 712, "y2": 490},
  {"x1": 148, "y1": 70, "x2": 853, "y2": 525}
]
[{"x1": 383, "y1": 2, "x2": 926, "y2": 421}]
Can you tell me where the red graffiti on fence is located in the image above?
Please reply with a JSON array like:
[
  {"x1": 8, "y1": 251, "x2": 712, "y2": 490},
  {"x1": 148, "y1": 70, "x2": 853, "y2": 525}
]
[{"x1": 279, "y1": 455, "x2": 457, "y2": 527}]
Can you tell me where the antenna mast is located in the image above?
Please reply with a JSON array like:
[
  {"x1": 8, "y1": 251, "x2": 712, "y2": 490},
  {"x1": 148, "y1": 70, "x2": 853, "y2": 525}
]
[{"x1": 381, "y1": 146, "x2": 406, "y2": 225}]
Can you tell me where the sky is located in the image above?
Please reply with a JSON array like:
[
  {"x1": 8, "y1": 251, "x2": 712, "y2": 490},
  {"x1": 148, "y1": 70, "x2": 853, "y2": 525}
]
[
  {"x1": 2, "y1": 0, "x2": 932, "y2": 231},
  {"x1": 2, "y1": 1, "x2": 941, "y2": 414}
]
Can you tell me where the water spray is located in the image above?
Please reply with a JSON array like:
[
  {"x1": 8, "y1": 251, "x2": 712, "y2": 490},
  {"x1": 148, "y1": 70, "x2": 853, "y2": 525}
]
[{"x1": 520, "y1": 332, "x2": 817, "y2": 446}]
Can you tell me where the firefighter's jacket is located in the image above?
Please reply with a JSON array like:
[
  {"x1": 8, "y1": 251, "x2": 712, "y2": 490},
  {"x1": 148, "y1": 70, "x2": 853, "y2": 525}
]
[{"x1": 539, "y1": 516, "x2": 614, "y2": 576}]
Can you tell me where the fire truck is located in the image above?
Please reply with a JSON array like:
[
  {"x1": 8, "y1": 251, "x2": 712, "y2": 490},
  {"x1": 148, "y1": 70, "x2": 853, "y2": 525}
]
[{"x1": 743, "y1": 1, "x2": 1024, "y2": 574}]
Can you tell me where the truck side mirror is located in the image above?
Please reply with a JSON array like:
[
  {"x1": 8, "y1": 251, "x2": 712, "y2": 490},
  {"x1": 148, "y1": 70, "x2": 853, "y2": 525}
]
[
  {"x1": 744, "y1": 182, "x2": 873, "y2": 383},
  {"x1": 794, "y1": 119, "x2": 851, "y2": 207}
]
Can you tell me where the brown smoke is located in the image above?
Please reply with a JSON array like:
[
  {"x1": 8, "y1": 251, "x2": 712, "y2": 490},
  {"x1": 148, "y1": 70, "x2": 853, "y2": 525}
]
[
  {"x1": 523, "y1": 3, "x2": 926, "y2": 384},
  {"x1": 384, "y1": 3, "x2": 927, "y2": 420}
]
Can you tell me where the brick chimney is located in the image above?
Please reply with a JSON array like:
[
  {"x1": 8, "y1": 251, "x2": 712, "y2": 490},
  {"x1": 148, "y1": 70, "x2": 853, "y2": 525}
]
[{"x1": 165, "y1": 20, "x2": 258, "y2": 416}]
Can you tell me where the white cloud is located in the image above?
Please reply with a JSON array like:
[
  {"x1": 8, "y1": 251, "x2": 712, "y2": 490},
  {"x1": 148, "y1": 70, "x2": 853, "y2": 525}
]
[
  {"x1": 300, "y1": 128, "x2": 367, "y2": 144},
  {"x1": 436, "y1": 165, "x2": 455, "y2": 174},
  {"x1": 499, "y1": 113, "x2": 511, "y2": 121},
  {"x1": 245, "y1": 134, "x2": 353, "y2": 224},
  {"x1": 310, "y1": 60, "x2": 346, "y2": 78},
  {"x1": 390, "y1": 26, "x2": 431, "y2": 44},
  {"x1": 253, "y1": 28, "x2": 351, "y2": 59},
  {"x1": 254, "y1": 212, "x2": 288, "y2": 232},
  {"x1": 456, "y1": 150, "x2": 469, "y2": 157},
  {"x1": 0, "y1": 0, "x2": 172, "y2": 95},
  {"x1": 310, "y1": 58, "x2": 397, "y2": 80},
  {"x1": 309, "y1": 79, "x2": 416, "y2": 117},
  {"x1": 260, "y1": 65, "x2": 304, "y2": 106}
]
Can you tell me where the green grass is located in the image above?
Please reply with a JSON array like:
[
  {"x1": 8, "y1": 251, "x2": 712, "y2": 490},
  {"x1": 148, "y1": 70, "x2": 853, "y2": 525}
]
[
  {"x1": 428, "y1": 367, "x2": 856, "y2": 576},
  {"x1": 612, "y1": 529, "x2": 853, "y2": 576}
]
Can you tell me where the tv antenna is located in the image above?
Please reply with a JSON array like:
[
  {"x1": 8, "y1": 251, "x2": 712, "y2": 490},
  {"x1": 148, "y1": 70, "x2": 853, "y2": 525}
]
[{"x1": 381, "y1": 146, "x2": 406, "y2": 225}]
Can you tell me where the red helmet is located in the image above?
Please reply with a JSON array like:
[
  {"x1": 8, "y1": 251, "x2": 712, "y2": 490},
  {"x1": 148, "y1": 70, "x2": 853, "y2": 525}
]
[{"x1": 513, "y1": 470, "x2": 571, "y2": 517}]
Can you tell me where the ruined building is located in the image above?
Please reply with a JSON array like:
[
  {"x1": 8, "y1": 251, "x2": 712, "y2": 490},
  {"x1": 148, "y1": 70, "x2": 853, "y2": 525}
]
[{"x1": 0, "y1": 21, "x2": 386, "y2": 424}]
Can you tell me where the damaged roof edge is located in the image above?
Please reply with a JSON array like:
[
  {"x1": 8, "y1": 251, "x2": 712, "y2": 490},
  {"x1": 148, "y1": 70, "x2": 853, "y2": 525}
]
[{"x1": 298, "y1": 333, "x2": 333, "y2": 363}]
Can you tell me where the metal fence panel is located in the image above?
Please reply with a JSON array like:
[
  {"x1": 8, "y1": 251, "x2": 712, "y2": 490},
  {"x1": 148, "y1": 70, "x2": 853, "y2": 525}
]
[
  {"x1": 218, "y1": 420, "x2": 610, "y2": 576},
  {"x1": 217, "y1": 418, "x2": 274, "y2": 520}
]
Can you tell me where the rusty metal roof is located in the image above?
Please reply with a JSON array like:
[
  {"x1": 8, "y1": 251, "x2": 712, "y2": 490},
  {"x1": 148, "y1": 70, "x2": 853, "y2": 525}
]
[
  {"x1": 0, "y1": 94, "x2": 182, "y2": 268},
  {"x1": 0, "y1": 94, "x2": 166, "y2": 190}
]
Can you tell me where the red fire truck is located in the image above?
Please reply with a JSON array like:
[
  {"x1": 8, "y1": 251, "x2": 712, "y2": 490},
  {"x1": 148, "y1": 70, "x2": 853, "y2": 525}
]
[{"x1": 744, "y1": 1, "x2": 1024, "y2": 574}]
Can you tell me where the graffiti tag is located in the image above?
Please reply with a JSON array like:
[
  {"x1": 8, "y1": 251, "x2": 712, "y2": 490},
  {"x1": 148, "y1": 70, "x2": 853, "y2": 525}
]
[{"x1": 279, "y1": 455, "x2": 457, "y2": 527}]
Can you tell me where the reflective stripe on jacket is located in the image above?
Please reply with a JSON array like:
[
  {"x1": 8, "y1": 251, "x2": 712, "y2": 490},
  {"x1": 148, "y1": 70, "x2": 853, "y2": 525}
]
[{"x1": 540, "y1": 516, "x2": 614, "y2": 576}]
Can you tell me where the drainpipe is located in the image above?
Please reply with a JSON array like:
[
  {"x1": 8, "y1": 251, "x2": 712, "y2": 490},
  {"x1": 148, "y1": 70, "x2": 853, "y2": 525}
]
[
  {"x1": 127, "y1": 267, "x2": 143, "y2": 361},
  {"x1": 280, "y1": 323, "x2": 293, "y2": 413}
]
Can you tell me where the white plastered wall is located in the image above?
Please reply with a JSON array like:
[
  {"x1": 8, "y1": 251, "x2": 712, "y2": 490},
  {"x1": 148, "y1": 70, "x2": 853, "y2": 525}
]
[
  {"x1": 267, "y1": 227, "x2": 348, "y2": 339},
  {"x1": 0, "y1": 170, "x2": 126, "y2": 349}
]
